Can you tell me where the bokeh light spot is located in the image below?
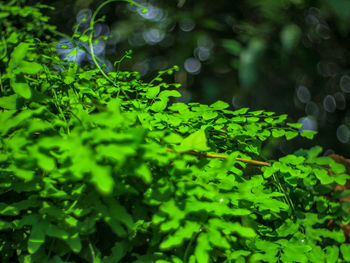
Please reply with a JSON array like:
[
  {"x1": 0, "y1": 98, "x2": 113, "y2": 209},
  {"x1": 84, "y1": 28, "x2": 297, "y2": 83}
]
[
  {"x1": 91, "y1": 39, "x2": 106, "y2": 56},
  {"x1": 64, "y1": 48, "x2": 86, "y2": 64},
  {"x1": 184, "y1": 58, "x2": 201, "y2": 74},
  {"x1": 337, "y1": 124, "x2": 350, "y2": 143},
  {"x1": 323, "y1": 95, "x2": 336, "y2": 112},
  {"x1": 137, "y1": 4, "x2": 163, "y2": 21},
  {"x1": 195, "y1": 47, "x2": 210, "y2": 61},
  {"x1": 297, "y1": 86, "x2": 311, "y2": 103},
  {"x1": 133, "y1": 60, "x2": 149, "y2": 76},
  {"x1": 305, "y1": 101, "x2": 319, "y2": 118},
  {"x1": 317, "y1": 61, "x2": 338, "y2": 77},
  {"x1": 305, "y1": 15, "x2": 319, "y2": 25},
  {"x1": 334, "y1": 92, "x2": 346, "y2": 110},
  {"x1": 298, "y1": 116, "x2": 317, "y2": 131},
  {"x1": 316, "y1": 24, "x2": 331, "y2": 40},
  {"x1": 179, "y1": 18, "x2": 195, "y2": 32},
  {"x1": 76, "y1": 9, "x2": 92, "y2": 24},
  {"x1": 232, "y1": 96, "x2": 244, "y2": 108},
  {"x1": 143, "y1": 29, "x2": 165, "y2": 44},
  {"x1": 56, "y1": 39, "x2": 74, "y2": 56},
  {"x1": 340, "y1": 75, "x2": 350, "y2": 93}
]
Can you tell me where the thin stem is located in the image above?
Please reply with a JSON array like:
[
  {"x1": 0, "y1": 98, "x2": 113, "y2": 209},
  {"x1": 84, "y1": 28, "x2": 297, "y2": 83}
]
[
  {"x1": 184, "y1": 231, "x2": 200, "y2": 263},
  {"x1": 272, "y1": 172, "x2": 295, "y2": 219},
  {"x1": 88, "y1": 241, "x2": 96, "y2": 262},
  {"x1": 0, "y1": 71, "x2": 4, "y2": 93},
  {"x1": 52, "y1": 88, "x2": 70, "y2": 135},
  {"x1": 166, "y1": 148, "x2": 271, "y2": 166}
]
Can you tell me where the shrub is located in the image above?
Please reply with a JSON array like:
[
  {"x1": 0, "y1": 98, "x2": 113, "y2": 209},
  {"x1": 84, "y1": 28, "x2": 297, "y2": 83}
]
[{"x1": 0, "y1": 0, "x2": 350, "y2": 262}]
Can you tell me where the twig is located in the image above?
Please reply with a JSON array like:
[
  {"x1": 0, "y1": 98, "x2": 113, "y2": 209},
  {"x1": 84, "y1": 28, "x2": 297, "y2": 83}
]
[
  {"x1": 88, "y1": 241, "x2": 96, "y2": 262},
  {"x1": 166, "y1": 148, "x2": 270, "y2": 166}
]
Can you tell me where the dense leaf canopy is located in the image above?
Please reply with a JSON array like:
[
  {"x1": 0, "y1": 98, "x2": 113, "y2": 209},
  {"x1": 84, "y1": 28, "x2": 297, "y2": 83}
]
[{"x1": 1, "y1": 0, "x2": 350, "y2": 262}]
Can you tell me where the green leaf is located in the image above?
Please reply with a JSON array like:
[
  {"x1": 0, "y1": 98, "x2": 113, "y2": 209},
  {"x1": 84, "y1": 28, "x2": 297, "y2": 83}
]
[
  {"x1": 0, "y1": 94, "x2": 23, "y2": 109},
  {"x1": 247, "y1": 117, "x2": 259, "y2": 123},
  {"x1": 160, "y1": 221, "x2": 200, "y2": 249},
  {"x1": 330, "y1": 162, "x2": 346, "y2": 174},
  {"x1": 287, "y1": 122, "x2": 303, "y2": 129},
  {"x1": 285, "y1": 131, "x2": 298, "y2": 140},
  {"x1": 79, "y1": 70, "x2": 96, "y2": 80},
  {"x1": 272, "y1": 129, "x2": 285, "y2": 138},
  {"x1": 45, "y1": 224, "x2": 68, "y2": 239},
  {"x1": 10, "y1": 74, "x2": 32, "y2": 98},
  {"x1": 164, "y1": 133, "x2": 183, "y2": 144},
  {"x1": 341, "y1": 244, "x2": 350, "y2": 261},
  {"x1": 135, "y1": 163, "x2": 152, "y2": 184},
  {"x1": 0, "y1": 220, "x2": 12, "y2": 230},
  {"x1": 18, "y1": 61, "x2": 43, "y2": 74},
  {"x1": 146, "y1": 85, "x2": 160, "y2": 99},
  {"x1": 158, "y1": 90, "x2": 181, "y2": 100},
  {"x1": 150, "y1": 99, "x2": 168, "y2": 112},
  {"x1": 276, "y1": 219, "x2": 299, "y2": 237},
  {"x1": 0, "y1": 202, "x2": 19, "y2": 216},
  {"x1": 0, "y1": 12, "x2": 9, "y2": 19},
  {"x1": 280, "y1": 243, "x2": 311, "y2": 262},
  {"x1": 65, "y1": 233, "x2": 82, "y2": 253},
  {"x1": 79, "y1": 35, "x2": 89, "y2": 42},
  {"x1": 264, "y1": 117, "x2": 274, "y2": 124},
  {"x1": 314, "y1": 156, "x2": 333, "y2": 165},
  {"x1": 36, "y1": 152, "x2": 56, "y2": 172},
  {"x1": 10, "y1": 42, "x2": 30, "y2": 66},
  {"x1": 194, "y1": 233, "x2": 210, "y2": 263},
  {"x1": 158, "y1": 200, "x2": 186, "y2": 231},
  {"x1": 232, "y1": 107, "x2": 249, "y2": 115},
  {"x1": 168, "y1": 102, "x2": 188, "y2": 113},
  {"x1": 28, "y1": 223, "x2": 45, "y2": 254},
  {"x1": 301, "y1": 130, "x2": 317, "y2": 139},
  {"x1": 257, "y1": 129, "x2": 271, "y2": 140},
  {"x1": 314, "y1": 169, "x2": 334, "y2": 184},
  {"x1": 207, "y1": 228, "x2": 230, "y2": 249},
  {"x1": 210, "y1": 100, "x2": 230, "y2": 110},
  {"x1": 335, "y1": 174, "x2": 350, "y2": 185},
  {"x1": 13, "y1": 167, "x2": 35, "y2": 181},
  {"x1": 307, "y1": 146, "x2": 323, "y2": 159},
  {"x1": 64, "y1": 75, "x2": 75, "y2": 84},
  {"x1": 249, "y1": 110, "x2": 264, "y2": 116},
  {"x1": 326, "y1": 246, "x2": 339, "y2": 263},
  {"x1": 279, "y1": 155, "x2": 305, "y2": 165},
  {"x1": 202, "y1": 111, "x2": 218, "y2": 120},
  {"x1": 91, "y1": 165, "x2": 114, "y2": 194},
  {"x1": 309, "y1": 245, "x2": 326, "y2": 262},
  {"x1": 231, "y1": 116, "x2": 246, "y2": 123},
  {"x1": 108, "y1": 199, "x2": 133, "y2": 230},
  {"x1": 178, "y1": 129, "x2": 210, "y2": 152},
  {"x1": 262, "y1": 166, "x2": 275, "y2": 178}
]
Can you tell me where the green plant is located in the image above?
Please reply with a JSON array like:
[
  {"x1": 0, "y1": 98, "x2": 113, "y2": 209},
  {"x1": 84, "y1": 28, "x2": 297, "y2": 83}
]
[{"x1": 0, "y1": 0, "x2": 350, "y2": 262}]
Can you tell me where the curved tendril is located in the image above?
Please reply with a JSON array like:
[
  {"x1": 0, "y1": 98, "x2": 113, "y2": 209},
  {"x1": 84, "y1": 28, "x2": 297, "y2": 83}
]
[{"x1": 88, "y1": 0, "x2": 147, "y2": 98}]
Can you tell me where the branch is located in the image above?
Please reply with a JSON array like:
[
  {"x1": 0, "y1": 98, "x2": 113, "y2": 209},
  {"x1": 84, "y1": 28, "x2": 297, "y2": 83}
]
[{"x1": 166, "y1": 148, "x2": 270, "y2": 166}]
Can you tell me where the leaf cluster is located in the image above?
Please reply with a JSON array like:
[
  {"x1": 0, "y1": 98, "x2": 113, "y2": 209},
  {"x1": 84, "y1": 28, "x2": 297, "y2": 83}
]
[{"x1": 0, "y1": 1, "x2": 350, "y2": 263}]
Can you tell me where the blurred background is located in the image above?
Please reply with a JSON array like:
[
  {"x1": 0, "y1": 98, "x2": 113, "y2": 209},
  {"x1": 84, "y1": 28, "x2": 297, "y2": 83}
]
[{"x1": 39, "y1": 0, "x2": 350, "y2": 158}]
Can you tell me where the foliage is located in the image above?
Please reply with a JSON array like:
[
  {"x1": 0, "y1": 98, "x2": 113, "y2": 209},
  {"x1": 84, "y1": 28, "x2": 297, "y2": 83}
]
[{"x1": 0, "y1": 0, "x2": 350, "y2": 262}]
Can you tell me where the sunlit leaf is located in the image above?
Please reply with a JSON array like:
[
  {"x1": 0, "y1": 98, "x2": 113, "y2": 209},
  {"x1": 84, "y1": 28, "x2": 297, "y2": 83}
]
[{"x1": 178, "y1": 129, "x2": 209, "y2": 152}]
